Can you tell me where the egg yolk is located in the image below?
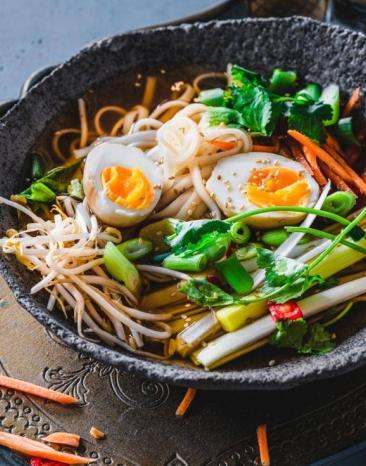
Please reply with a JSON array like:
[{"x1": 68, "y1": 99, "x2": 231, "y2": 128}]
[
  {"x1": 101, "y1": 165, "x2": 154, "y2": 210},
  {"x1": 246, "y1": 166, "x2": 310, "y2": 207}
]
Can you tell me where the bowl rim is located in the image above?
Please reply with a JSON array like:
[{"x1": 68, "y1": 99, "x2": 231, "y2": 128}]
[{"x1": 2, "y1": 16, "x2": 366, "y2": 390}]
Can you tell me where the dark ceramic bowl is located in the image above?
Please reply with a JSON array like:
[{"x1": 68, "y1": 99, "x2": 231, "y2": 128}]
[{"x1": 1, "y1": 17, "x2": 366, "y2": 390}]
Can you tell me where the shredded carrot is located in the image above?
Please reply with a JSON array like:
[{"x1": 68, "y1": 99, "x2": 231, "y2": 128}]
[
  {"x1": 288, "y1": 130, "x2": 366, "y2": 194},
  {"x1": 209, "y1": 140, "x2": 236, "y2": 151},
  {"x1": 0, "y1": 431, "x2": 94, "y2": 464},
  {"x1": 319, "y1": 162, "x2": 354, "y2": 193},
  {"x1": 0, "y1": 375, "x2": 78, "y2": 405},
  {"x1": 286, "y1": 139, "x2": 313, "y2": 174},
  {"x1": 252, "y1": 144, "x2": 276, "y2": 153},
  {"x1": 90, "y1": 426, "x2": 105, "y2": 440},
  {"x1": 256, "y1": 424, "x2": 270, "y2": 466},
  {"x1": 175, "y1": 388, "x2": 197, "y2": 417},
  {"x1": 302, "y1": 146, "x2": 327, "y2": 186},
  {"x1": 324, "y1": 144, "x2": 366, "y2": 194},
  {"x1": 43, "y1": 432, "x2": 80, "y2": 448},
  {"x1": 343, "y1": 87, "x2": 361, "y2": 117},
  {"x1": 326, "y1": 133, "x2": 343, "y2": 154}
]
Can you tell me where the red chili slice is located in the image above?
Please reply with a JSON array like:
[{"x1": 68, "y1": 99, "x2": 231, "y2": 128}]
[
  {"x1": 30, "y1": 458, "x2": 65, "y2": 466},
  {"x1": 268, "y1": 301, "x2": 303, "y2": 322}
]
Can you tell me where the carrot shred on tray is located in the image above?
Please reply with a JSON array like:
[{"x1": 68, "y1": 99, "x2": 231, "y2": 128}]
[
  {"x1": 251, "y1": 144, "x2": 276, "y2": 153},
  {"x1": 0, "y1": 375, "x2": 78, "y2": 405},
  {"x1": 302, "y1": 146, "x2": 327, "y2": 186},
  {"x1": 43, "y1": 432, "x2": 80, "y2": 448},
  {"x1": 256, "y1": 424, "x2": 270, "y2": 466},
  {"x1": 0, "y1": 431, "x2": 94, "y2": 464},
  {"x1": 343, "y1": 87, "x2": 361, "y2": 117},
  {"x1": 175, "y1": 388, "x2": 197, "y2": 417},
  {"x1": 209, "y1": 139, "x2": 236, "y2": 151},
  {"x1": 288, "y1": 129, "x2": 366, "y2": 195}
]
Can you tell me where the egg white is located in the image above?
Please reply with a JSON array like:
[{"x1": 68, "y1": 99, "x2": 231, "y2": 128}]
[
  {"x1": 206, "y1": 152, "x2": 320, "y2": 228},
  {"x1": 83, "y1": 142, "x2": 162, "y2": 227}
]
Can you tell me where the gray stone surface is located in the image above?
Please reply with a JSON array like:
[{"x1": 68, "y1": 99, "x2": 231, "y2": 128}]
[
  {"x1": 1, "y1": 17, "x2": 366, "y2": 389},
  {"x1": 0, "y1": 0, "x2": 220, "y2": 98}
]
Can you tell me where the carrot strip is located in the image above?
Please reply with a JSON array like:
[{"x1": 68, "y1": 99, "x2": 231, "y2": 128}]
[
  {"x1": 319, "y1": 162, "x2": 355, "y2": 194},
  {"x1": 43, "y1": 432, "x2": 80, "y2": 448},
  {"x1": 343, "y1": 87, "x2": 361, "y2": 117},
  {"x1": 326, "y1": 133, "x2": 343, "y2": 154},
  {"x1": 256, "y1": 424, "x2": 270, "y2": 466},
  {"x1": 209, "y1": 140, "x2": 236, "y2": 151},
  {"x1": 302, "y1": 146, "x2": 327, "y2": 186},
  {"x1": 324, "y1": 144, "x2": 366, "y2": 194},
  {"x1": 0, "y1": 432, "x2": 94, "y2": 464},
  {"x1": 252, "y1": 144, "x2": 276, "y2": 153},
  {"x1": 0, "y1": 375, "x2": 78, "y2": 405},
  {"x1": 175, "y1": 388, "x2": 197, "y2": 417},
  {"x1": 288, "y1": 130, "x2": 366, "y2": 194},
  {"x1": 286, "y1": 139, "x2": 313, "y2": 174}
]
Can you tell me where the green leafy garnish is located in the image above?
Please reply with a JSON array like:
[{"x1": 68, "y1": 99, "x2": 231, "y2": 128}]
[
  {"x1": 270, "y1": 318, "x2": 335, "y2": 354},
  {"x1": 179, "y1": 278, "x2": 235, "y2": 307},
  {"x1": 228, "y1": 84, "x2": 282, "y2": 136},
  {"x1": 270, "y1": 318, "x2": 307, "y2": 349},
  {"x1": 21, "y1": 160, "x2": 82, "y2": 203},
  {"x1": 230, "y1": 65, "x2": 267, "y2": 87},
  {"x1": 206, "y1": 107, "x2": 243, "y2": 127},
  {"x1": 288, "y1": 100, "x2": 333, "y2": 143},
  {"x1": 256, "y1": 247, "x2": 325, "y2": 303},
  {"x1": 166, "y1": 219, "x2": 230, "y2": 253}
]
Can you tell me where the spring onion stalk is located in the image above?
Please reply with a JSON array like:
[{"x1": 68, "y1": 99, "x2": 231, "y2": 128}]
[
  {"x1": 215, "y1": 255, "x2": 253, "y2": 294},
  {"x1": 269, "y1": 68, "x2": 297, "y2": 93},
  {"x1": 198, "y1": 88, "x2": 225, "y2": 107},
  {"x1": 195, "y1": 275, "x2": 366, "y2": 369},
  {"x1": 261, "y1": 228, "x2": 289, "y2": 247},
  {"x1": 139, "y1": 218, "x2": 178, "y2": 252},
  {"x1": 320, "y1": 84, "x2": 340, "y2": 126},
  {"x1": 296, "y1": 83, "x2": 321, "y2": 102},
  {"x1": 117, "y1": 238, "x2": 153, "y2": 261},
  {"x1": 170, "y1": 310, "x2": 210, "y2": 335},
  {"x1": 104, "y1": 242, "x2": 141, "y2": 296},
  {"x1": 230, "y1": 221, "x2": 251, "y2": 245},
  {"x1": 286, "y1": 226, "x2": 366, "y2": 255},
  {"x1": 151, "y1": 252, "x2": 171, "y2": 263},
  {"x1": 249, "y1": 181, "x2": 331, "y2": 288},
  {"x1": 217, "y1": 235, "x2": 366, "y2": 332},
  {"x1": 322, "y1": 191, "x2": 357, "y2": 217},
  {"x1": 163, "y1": 253, "x2": 207, "y2": 272},
  {"x1": 176, "y1": 312, "x2": 221, "y2": 357},
  {"x1": 235, "y1": 242, "x2": 261, "y2": 261},
  {"x1": 331, "y1": 117, "x2": 360, "y2": 147}
]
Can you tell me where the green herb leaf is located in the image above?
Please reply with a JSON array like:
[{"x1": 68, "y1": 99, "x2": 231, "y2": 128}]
[
  {"x1": 299, "y1": 323, "x2": 335, "y2": 354},
  {"x1": 206, "y1": 107, "x2": 244, "y2": 127},
  {"x1": 179, "y1": 278, "x2": 235, "y2": 307},
  {"x1": 230, "y1": 65, "x2": 267, "y2": 87},
  {"x1": 288, "y1": 100, "x2": 333, "y2": 143},
  {"x1": 270, "y1": 318, "x2": 307, "y2": 349},
  {"x1": 271, "y1": 318, "x2": 334, "y2": 354},
  {"x1": 256, "y1": 247, "x2": 325, "y2": 303},
  {"x1": 21, "y1": 160, "x2": 82, "y2": 203},
  {"x1": 166, "y1": 219, "x2": 230, "y2": 254},
  {"x1": 229, "y1": 84, "x2": 282, "y2": 136}
]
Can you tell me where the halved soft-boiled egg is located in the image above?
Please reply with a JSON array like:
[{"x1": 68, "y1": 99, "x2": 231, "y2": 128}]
[
  {"x1": 206, "y1": 152, "x2": 320, "y2": 228},
  {"x1": 83, "y1": 142, "x2": 162, "y2": 227}
]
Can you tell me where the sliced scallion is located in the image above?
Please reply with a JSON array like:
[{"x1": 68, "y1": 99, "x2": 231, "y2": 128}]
[
  {"x1": 104, "y1": 242, "x2": 141, "y2": 296},
  {"x1": 163, "y1": 253, "x2": 207, "y2": 272},
  {"x1": 215, "y1": 255, "x2": 253, "y2": 294},
  {"x1": 322, "y1": 191, "x2": 357, "y2": 217},
  {"x1": 198, "y1": 88, "x2": 225, "y2": 107},
  {"x1": 117, "y1": 238, "x2": 153, "y2": 261}
]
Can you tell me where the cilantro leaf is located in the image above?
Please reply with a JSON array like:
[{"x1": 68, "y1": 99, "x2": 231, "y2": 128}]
[
  {"x1": 299, "y1": 323, "x2": 335, "y2": 354},
  {"x1": 165, "y1": 219, "x2": 230, "y2": 254},
  {"x1": 270, "y1": 318, "x2": 307, "y2": 349},
  {"x1": 230, "y1": 65, "x2": 268, "y2": 87},
  {"x1": 288, "y1": 100, "x2": 333, "y2": 143},
  {"x1": 206, "y1": 107, "x2": 244, "y2": 127},
  {"x1": 271, "y1": 319, "x2": 335, "y2": 354},
  {"x1": 179, "y1": 278, "x2": 235, "y2": 307},
  {"x1": 182, "y1": 231, "x2": 231, "y2": 261},
  {"x1": 256, "y1": 247, "x2": 325, "y2": 303},
  {"x1": 229, "y1": 85, "x2": 282, "y2": 136}
]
